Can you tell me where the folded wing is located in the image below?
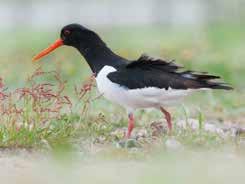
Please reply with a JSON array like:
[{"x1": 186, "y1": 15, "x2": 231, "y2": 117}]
[{"x1": 107, "y1": 54, "x2": 233, "y2": 90}]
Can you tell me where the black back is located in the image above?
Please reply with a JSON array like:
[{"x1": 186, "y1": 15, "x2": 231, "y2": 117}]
[{"x1": 107, "y1": 55, "x2": 233, "y2": 90}]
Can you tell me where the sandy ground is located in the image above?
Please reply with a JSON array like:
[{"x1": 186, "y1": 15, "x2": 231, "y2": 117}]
[{"x1": 0, "y1": 144, "x2": 245, "y2": 184}]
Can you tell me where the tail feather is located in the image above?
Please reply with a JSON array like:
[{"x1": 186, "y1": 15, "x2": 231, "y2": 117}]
[
  {"x1": 181, "y1": 71, "x2": 233, "y2": 90},
  {"x1": 181, "y1": 71, "x2": 221, "y2": 80},
  {"x1": 206, "y1": 82, "x2": 233, "y2": 90}
]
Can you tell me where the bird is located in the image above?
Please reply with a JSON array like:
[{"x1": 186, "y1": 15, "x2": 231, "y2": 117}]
[{"x1": 33, "y1": 24, "x2": 232, "y2": 138}]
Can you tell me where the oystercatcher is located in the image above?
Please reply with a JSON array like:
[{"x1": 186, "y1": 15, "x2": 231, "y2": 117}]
[{"x1": 33, "y1": 24, "x2": 232, "y2": 138}]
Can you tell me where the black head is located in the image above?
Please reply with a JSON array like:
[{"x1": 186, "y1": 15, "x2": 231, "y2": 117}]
[
  {"x1": 33, "y1": 24, "x2": 106, "y2": 61},
  {"x1": 61, "y1": 24, "x2": 105, "y2": 50}
]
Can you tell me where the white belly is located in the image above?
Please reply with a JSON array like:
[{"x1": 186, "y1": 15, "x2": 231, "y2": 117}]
[{"x1": 96, "y1": 66, "x2": 192, "y2": 110}]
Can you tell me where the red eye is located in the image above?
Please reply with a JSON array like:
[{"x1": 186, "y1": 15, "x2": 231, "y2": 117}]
[{"x1": 64, "y1": 30, "x2": 71, "y2": 35}]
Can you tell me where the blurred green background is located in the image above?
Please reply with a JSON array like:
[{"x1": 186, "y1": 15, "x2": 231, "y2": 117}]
[{"x1": 0, "y1": 0, "x2": 244, "y2": 122}]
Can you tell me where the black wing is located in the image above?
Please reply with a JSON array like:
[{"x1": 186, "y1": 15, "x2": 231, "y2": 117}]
[{"x1": 107, "y1": 54, "x2": 232, "y2": 90}]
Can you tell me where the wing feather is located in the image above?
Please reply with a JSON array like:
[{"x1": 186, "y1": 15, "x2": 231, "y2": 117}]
[{"x1": 107, "y1": 54, "x2": 233, "y2": 90}]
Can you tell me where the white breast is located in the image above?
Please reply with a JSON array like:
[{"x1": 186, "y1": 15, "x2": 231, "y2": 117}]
[
  {"x1": 96, "y1": 65, "x2": 118, "y2": 96},
  {"x1": 96, "y1": 66, "x2": 193, "y2": 111}
]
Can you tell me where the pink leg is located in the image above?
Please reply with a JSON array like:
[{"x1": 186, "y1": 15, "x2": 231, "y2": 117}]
[
  {"x1": 160, "y1": 107, "x2": 172, "y2": 132},
  {"x1": 126, "y1": 113, "x2": 135, "y2": 139}
]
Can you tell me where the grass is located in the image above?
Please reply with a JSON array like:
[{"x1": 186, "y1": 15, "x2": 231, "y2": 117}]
[{"x1": 0, "y1": 24, "x2": 244, "y2": 153}]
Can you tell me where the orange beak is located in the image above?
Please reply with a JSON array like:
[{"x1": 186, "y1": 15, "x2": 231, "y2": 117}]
[{"x1": 32, "y1": 39, "x2": 64, "y2": 62}]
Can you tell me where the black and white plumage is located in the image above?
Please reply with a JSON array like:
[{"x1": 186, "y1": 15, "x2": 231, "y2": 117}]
[
  {"x1": 33, "y1": 24, "x2": 233, "y2": 138},
  {"x1": 96, "y1": 54, "x2": 232, "y2": 118}
]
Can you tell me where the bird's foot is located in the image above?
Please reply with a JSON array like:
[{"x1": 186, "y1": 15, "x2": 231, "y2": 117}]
[
  {"x1": 160, "y1": 107, "x2": 173, "y2": 135},
  {"x1": 124, "y1": 113, "x2": 135, "y2": 139}
]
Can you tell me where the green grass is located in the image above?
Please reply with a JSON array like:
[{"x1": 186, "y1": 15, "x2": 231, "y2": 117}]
[{"x1": 0, "y1": 24, "x2": 244, "y2": 152}]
